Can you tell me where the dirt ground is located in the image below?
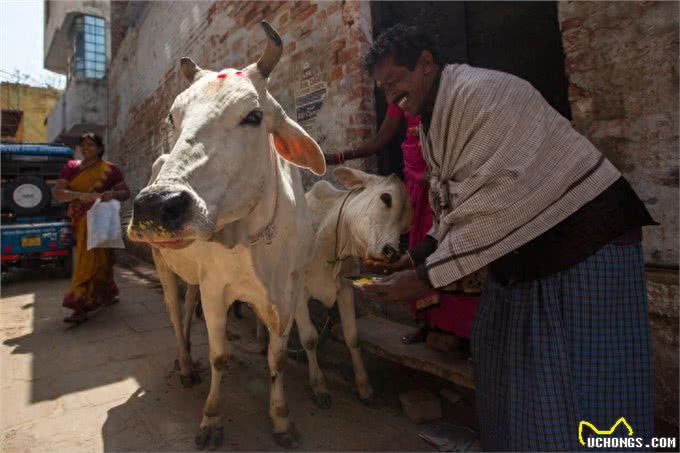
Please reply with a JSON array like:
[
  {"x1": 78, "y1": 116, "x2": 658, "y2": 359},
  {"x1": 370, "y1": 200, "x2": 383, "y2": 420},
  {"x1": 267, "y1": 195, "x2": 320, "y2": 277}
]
[{"x1": 0, "y1": 266, "x2": 478, "y2": 452}]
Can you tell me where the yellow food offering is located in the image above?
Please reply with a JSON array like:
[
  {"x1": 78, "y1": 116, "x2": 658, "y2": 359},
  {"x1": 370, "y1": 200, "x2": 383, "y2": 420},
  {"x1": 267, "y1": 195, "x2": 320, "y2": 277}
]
[{"x1": 352, "y1": 277, "x2": 377, "y2": 287}]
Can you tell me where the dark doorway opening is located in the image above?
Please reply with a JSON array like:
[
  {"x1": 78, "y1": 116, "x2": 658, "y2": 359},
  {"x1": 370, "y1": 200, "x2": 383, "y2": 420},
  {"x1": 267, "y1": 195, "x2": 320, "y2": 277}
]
[{"x1": 370, "y1": 1, "x2": 571, "y2": 176}]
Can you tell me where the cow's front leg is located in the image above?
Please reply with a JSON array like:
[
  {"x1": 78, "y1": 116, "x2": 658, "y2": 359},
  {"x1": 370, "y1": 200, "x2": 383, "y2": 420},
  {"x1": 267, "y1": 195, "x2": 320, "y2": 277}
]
[
  {"x1": 182, "y1": 284, "x2": 199, "y2": 353},
  {"x1": 194, "y1": 285, "x2": 230, "y2": 450},
  {"x1": 268, "y1": 331, "x2": 299, "y2": 448},
  {"x1": 180, "y1": 284, "x2": 201, "y2": 385},
  {"x1": 153, "y1": 251, "x2": 197, "y2": 387},
  {"x1": 294, "y1": 297, "x2": 331, "y2": 409},
  {"x1": 337, "y1": 285, "x2": 374, "y2": 402}
]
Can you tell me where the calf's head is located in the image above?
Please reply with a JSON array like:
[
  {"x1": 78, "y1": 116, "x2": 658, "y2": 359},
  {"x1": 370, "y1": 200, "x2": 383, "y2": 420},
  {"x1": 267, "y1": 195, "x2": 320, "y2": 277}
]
[
  {"x1": 128, "y1": 22, "x2": 325, "y2": 249},
  {"x1": 334, "y1": 167, "x2": 412, "y2": 261}
]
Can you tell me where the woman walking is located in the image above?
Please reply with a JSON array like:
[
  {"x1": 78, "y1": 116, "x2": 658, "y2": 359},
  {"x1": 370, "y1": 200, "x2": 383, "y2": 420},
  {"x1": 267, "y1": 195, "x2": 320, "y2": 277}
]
[{"x1": 54, "y1": 133, "x2": 130, "y2": 323}]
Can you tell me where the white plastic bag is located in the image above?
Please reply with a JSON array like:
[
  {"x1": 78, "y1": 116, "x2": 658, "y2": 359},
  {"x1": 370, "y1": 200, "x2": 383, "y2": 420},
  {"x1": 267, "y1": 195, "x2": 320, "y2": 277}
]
[{"x1": 87, "y1": 198, "x2": 125, "y2": 250}]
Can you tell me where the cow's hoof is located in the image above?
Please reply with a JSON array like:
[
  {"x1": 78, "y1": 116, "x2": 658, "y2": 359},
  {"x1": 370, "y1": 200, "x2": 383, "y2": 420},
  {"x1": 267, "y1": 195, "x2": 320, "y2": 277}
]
[
  {"x1": 359, "y1": 394, "x2": 379, "y2": 408},
  {"x1": 180, "y1": 369, "x2": 201, "y2": 387},
  {"x1": 194, "y1": 426, "x2": 223, "y2": 450},
  {"x1": 273, "y1": 424, "x2": 299, "y2": 449},
  {"x1": 313, "y1": 392, "x2": 332, "y2": 409}
]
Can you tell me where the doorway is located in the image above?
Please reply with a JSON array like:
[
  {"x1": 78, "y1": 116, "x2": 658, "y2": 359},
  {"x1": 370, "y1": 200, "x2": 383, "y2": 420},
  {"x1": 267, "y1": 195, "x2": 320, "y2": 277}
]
[{"x1": 369, "y1": 1, "x2": 571, "y2": 176}]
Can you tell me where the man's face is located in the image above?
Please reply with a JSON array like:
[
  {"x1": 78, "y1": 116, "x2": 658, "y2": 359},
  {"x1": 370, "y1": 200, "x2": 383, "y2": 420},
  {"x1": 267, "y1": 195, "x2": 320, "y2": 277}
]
[{"x1": 373, "y1": 53, "x2": 434, "y2": 115}]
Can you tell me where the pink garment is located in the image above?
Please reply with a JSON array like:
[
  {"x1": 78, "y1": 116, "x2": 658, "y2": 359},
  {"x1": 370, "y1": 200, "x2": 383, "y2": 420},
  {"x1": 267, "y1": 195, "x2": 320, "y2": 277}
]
[
  {"x1": 386, "y1": 104, "x2": 432, "y2": 249},
  {"x1": 387, "y1": 104, "x2": 479, "y2": 339}
]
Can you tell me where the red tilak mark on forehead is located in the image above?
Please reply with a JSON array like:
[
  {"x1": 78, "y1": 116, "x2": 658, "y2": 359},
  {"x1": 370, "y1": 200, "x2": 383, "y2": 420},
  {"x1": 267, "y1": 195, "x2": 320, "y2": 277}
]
[
  {"x1": 235, "y1": 71, "x2": 244, "y2": 77},
  {"x1": 217, "y1": 73, "x2": 227, "y2": 79}
]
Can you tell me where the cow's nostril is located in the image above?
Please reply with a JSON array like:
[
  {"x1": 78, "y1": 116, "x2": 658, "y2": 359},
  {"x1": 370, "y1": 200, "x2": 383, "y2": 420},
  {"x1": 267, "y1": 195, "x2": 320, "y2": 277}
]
[{"x1": 160, "y1": 191, "x2": 191, "y2": 230}]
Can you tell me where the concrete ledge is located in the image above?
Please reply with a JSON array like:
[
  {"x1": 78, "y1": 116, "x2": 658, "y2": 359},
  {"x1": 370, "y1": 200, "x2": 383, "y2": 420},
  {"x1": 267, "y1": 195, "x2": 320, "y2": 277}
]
[{"x1": 356, "y1": 315, "x2": 475, "y2": 389}]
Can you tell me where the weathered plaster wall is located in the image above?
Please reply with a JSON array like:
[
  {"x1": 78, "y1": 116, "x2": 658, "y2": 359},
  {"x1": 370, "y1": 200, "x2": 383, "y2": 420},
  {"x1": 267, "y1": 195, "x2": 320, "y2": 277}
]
[{"x1": 559, "y1": 0, "x2": 679, "y2": 428}]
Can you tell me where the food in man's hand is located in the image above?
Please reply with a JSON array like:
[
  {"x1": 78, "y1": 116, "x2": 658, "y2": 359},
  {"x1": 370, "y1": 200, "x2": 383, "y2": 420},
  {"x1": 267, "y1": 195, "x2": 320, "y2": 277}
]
[{"x1": 350, "y1": 277, "x2": 380, "y2": 288}]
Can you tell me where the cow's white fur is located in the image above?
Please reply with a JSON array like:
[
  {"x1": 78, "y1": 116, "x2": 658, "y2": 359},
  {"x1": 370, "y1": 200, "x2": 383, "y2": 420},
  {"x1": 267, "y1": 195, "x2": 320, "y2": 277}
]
[
  {"x1": 159, "y1": 167, "x2": 411, "y2": 407},
  {"x1": 128, "y1": 23, "x2": 324, "y2": 449},
  {"x1": 298, "y1": 167, "x2": 411, "y2": 403}
]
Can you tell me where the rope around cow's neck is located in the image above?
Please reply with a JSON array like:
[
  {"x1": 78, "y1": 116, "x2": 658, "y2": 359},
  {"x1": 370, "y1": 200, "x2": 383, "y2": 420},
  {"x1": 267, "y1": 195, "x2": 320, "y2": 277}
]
[
  {"x1": 248, "y1": 156, "x2": 280, "y2": 246},
  {"x1": 329, "y1": 188, "x2": 362, "y2": 271}
]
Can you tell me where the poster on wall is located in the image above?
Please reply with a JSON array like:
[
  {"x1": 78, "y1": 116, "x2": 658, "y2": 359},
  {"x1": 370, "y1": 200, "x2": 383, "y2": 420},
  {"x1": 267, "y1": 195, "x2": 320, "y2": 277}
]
[{"x1": 294, "y1": 62, "x2": 326, "y2": 138}]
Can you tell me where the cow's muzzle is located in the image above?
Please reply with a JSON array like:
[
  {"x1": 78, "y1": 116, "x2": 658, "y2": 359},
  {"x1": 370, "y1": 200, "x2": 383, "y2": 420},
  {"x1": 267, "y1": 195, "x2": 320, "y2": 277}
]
[{"x1": 131, "y1": 190, "x2": 192, "y2": 234}]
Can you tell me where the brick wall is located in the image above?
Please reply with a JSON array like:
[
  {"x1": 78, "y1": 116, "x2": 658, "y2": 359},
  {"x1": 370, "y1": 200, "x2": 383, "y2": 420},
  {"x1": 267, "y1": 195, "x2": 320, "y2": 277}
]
[
  {"x1": 108, "y1": 0, "x2": 375, "y2": 239},
  {"x1": 559, "y1": 0, "x2": 679, "y2": 427}
]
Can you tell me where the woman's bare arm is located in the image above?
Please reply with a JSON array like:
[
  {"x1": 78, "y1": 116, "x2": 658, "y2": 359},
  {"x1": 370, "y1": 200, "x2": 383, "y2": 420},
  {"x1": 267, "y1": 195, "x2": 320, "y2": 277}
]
[{"x1": 53, "y1": 179, "x2": 82, "y2": 202}]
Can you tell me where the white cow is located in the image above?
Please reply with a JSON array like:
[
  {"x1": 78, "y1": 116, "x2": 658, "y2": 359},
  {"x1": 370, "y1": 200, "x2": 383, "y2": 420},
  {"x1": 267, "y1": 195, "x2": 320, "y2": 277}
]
[
  {"x1": 163, "y1": 166, "x2": 410, "y2": 408},
  {"x1": 128, "y1": 22, "x2": 325, "y2": 450},
  {"x1": 296, "y1": 167, "x2": 411, "y2": 406}
]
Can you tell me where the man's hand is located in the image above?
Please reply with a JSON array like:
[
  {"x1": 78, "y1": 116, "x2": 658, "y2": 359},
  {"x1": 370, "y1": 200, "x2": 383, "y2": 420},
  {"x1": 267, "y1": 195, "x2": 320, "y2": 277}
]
[
  {"x1": 363, "y1": 253, "x2": 413, "y2": 275},
  {"x1": 360, "y1": 269, "x2": 430, "y2": 304}
]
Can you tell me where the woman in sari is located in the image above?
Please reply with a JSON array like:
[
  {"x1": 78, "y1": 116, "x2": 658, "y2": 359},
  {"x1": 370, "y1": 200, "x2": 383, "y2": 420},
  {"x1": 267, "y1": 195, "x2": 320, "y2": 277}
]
[
  {"x1": 54, "y1": 133, "x2": 130, "y2": 323},
  {"x1": 325, "y1": 104, "x2": 480, "y2": 346}
]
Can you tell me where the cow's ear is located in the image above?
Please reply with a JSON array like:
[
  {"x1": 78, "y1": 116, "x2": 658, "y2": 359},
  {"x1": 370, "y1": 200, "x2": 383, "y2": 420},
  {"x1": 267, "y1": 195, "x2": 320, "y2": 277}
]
[
  {"x1": 333, "y1": 167, "x2": 371, "y2": 190},
  {"x1": 268, "y1": 96, "x2": 325, "y2": 176},
  {"x1": 180, "y1": 57, "x2": 205, "y2": 83}
]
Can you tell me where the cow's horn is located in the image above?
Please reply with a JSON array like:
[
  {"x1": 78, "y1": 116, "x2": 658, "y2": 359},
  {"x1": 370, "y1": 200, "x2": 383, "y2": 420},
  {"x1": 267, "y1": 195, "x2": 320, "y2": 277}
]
[
  {"x1": 180, "y1": 57, "x2": 202, "y2": 82},
  {"x1": 256, "y1": 21, "x2": 283, "y2": 78}
]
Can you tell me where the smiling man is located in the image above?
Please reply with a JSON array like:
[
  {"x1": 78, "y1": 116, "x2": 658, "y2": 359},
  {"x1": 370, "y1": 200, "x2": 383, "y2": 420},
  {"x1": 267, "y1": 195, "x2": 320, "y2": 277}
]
[{"x1": 361, "y1": 24, "x2": 656, "y2": 451}]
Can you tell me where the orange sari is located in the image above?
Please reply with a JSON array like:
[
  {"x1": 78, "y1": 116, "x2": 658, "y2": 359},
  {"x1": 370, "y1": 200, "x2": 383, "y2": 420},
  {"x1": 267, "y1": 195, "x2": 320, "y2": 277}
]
[{"x1": 61, "y1": 160, "x2": 123, "y2": 313}]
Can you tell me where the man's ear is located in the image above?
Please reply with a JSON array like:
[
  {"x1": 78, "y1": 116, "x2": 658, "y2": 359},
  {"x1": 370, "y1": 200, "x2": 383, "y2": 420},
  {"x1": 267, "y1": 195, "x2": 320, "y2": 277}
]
[
  {"x1": 333, "y1": 166, "x2": 372, "y2": 190},
  {"x1": 267, "y1": 94, "x2": 326, "y2": 176},
  {"x1": 418, "y1": 50, "x2": 435, "y2": 74}
]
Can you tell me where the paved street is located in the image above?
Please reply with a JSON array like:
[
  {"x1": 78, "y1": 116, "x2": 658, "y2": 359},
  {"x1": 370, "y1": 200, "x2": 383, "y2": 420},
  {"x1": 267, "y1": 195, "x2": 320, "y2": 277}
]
[{"x1": 0, "y1": 266, "x2": 467, "y2": 452}]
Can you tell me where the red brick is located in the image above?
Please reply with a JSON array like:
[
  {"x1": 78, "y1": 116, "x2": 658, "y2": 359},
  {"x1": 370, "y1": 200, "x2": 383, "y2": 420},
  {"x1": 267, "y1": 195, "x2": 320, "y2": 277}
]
[
  {"x1": 330, "y1": 66, "x2": 343, "y2": 82},
  {"x1": 560, "y1": 17, "x2": 582, "y2": 31},
  {"x1": 297, "y1": 3, "x2": 318, "y2": 22},
  {"x1": 278, "y1": 12, "x2": 290, "y2": 27},
  {"x1": 326, "y1": 1, "x2": 340, "y2": 16},
  {"x1": 285, "y1": 41, "x2": 296, "y2": 54},
  {"x1": 337, "y1": 47, "x2": 356, "y2": 65}
]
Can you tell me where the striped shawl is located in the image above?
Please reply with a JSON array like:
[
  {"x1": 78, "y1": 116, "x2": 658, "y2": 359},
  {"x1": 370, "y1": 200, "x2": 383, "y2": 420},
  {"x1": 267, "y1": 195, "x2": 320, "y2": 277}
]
[{"x1": 420, "y1": 64, "x2": 620, "y2": 288}]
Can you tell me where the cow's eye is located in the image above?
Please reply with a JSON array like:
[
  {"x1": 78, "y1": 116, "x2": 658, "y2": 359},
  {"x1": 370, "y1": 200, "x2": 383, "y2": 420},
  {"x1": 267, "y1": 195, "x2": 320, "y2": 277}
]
[
  {"x1": 241, "y1": 110, "x2": 263, "y2": 126},
  {"x1": 167, "y1": 113, "x2": 175, "y2": 129},
  {"x1": 380, "y1": 193, "x2": 392, "y2": 208}
]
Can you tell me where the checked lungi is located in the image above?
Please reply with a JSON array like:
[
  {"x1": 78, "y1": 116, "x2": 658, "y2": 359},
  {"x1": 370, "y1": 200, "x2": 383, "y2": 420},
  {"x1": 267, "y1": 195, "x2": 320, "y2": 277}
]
[{"x1": 471, "y1": 241, "x2": 654, "y2": 451}]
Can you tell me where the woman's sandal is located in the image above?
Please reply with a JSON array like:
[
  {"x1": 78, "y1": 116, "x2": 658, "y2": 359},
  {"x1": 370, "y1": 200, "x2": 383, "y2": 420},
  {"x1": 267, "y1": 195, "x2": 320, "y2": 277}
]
[
  {"x1": 63, "y1": 312, "x2": 88, "y2": 324},
  {"x1": 103, "y1": 296, "x2": 120, "y2": 307}
]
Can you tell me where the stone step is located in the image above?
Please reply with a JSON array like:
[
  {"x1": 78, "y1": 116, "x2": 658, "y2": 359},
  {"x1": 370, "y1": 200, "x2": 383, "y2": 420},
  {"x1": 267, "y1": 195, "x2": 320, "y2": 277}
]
[{"x1": 355, "y1": 315, "x2": 475, "y2": 389}]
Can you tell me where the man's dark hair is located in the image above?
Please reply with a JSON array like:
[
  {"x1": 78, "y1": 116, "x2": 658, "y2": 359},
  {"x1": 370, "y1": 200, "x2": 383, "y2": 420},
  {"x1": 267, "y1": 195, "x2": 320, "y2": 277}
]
[
  {"x1": 364, "y1": 24, "x2": 440, "y2": 74},
  {"x1": 80, "y1": 132, "x2": 105, "y2": 158}
]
